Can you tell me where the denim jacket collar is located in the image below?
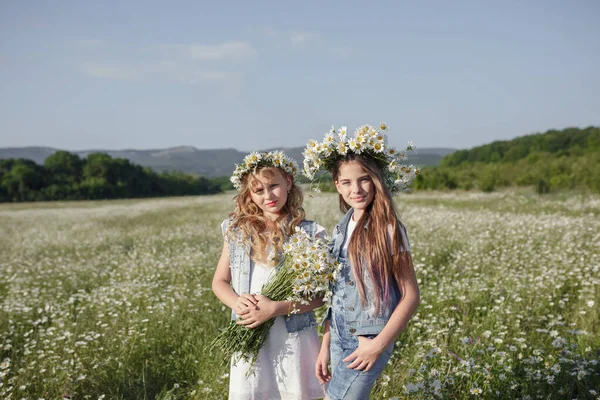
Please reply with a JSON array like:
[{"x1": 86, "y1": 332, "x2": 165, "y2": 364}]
[{"x1": 331, "y1": 208, "x2": 354, "y2": 259}]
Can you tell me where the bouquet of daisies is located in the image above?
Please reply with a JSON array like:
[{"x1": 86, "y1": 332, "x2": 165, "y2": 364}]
[{"x1": 210, "y1": 228, "x2": 339, "y2": 366}]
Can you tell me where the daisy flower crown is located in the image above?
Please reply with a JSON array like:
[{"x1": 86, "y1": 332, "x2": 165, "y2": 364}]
[
  {"x1": 230, "y1": 151, "x2": 299, "y2": 191},
  {"x1": 302, "y1": 123, "x2": 419, "y2": 195}
]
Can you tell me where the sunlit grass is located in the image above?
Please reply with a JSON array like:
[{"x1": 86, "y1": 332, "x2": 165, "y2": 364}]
[{"x1": 1, "y1": 190, "x2": 598, "y2": 399}]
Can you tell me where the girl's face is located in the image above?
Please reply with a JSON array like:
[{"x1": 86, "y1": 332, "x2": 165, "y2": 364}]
[
  {"x1": 334, "y1": 160, "x2": 375, "y2": 217},
  {"x1": 248, "y1": 167, "x2": 292, "y2": 221}
]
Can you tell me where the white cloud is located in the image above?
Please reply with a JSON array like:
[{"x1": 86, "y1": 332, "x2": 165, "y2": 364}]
[
  {"x1": 332, "y1": 46, "x2": 352, "y2": 59},
  {"x1": 81, "y1": 62, "x2": 141, "y2": 80},
  {"x1": 193, "y1": 70, "x2": 229, "y2": 82},
  {"x1": 79, "y1": 40, "x2": 253, "y2": 89},
  {"x1": 187, "y1": 41, "x2": 257, "y2": 60},
  {"x1": 72, "y1": 39, "x2": 107, "y2": 49},
  {"x1": 157, "y1": 62, "x2": 233, "y2": 85},
  {"x1": 81, "y1": 60, "x2": 234, "y2": 86},
  {"x1": 289, "y1": 32, "x2": 320, "y2": 45},
  {"x1": 258, "y1": 27, "x2": 321, "y2": 47},
  {"x1": 261, "y1": 27, "x2": 280, "y2": 39}
]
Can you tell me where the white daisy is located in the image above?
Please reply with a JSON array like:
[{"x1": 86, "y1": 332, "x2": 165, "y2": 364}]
[
  {"x1": 372, "y1": 141, "x2": 385, "y2": 153},
  {"x1": 244, "y1": 151, "x2": 262, "y2": 165},
  {"x1": 324, "y1": 133, "x2": 335, "y2": 146},
  {"x1": 356, "y1": 132, "x2": 368, "y2": 144},
  {"x1": 337, "y1": 141, "x2": 349, "y2": 155}
]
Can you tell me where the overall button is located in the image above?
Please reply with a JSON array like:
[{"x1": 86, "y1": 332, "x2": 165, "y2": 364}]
[
  {"x1": 348, "y1": 281, "x2": 355, "y2": 286},
  {"x1": 349, "y1": 328, "x2": 356, "y2": 334},
  {"x1": 348, "y1": 306, "x2": 354, "y2": 311}
]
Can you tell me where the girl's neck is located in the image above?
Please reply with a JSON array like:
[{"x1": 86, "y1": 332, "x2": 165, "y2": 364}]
[
  {"x1": 263, "y1": 215, "x2": 282, "y2": 232},
  {"x1": 352, "y1": 209, "x2": 365, "y2": 221},
  {"x1": 263, "y1": 207, "x2": 285, "y2": 222}
]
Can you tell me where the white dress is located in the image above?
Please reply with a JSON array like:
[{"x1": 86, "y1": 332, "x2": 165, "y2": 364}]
[{"x1": 228, "y1": 230, "x2": 327, "y2": 400}]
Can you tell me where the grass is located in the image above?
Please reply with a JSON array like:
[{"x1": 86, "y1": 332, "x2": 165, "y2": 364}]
[{"x1": 0, "y1": 190, "x2": 598, "y2": 399}]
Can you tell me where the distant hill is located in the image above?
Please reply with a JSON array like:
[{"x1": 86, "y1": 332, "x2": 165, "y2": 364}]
[
  {"x1": 0, "y1": 146, "x2": 454, "y2": 177},
  {"x1": 440, "y1": 126, "x2": 599, "y2": 167},
  {"x1": 415, "y1": 126, "x2": 600, "y2": 193}
]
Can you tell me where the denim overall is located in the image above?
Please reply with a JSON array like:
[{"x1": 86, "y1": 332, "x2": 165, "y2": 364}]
[
  {"x1": 326, "y1": 208, "x2": 401, "y2": 400},
  {"x1": 221, "y1": 218, "x2": 317, "y2": 334}
]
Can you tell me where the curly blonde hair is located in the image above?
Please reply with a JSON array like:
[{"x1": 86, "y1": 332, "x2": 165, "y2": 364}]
[{"x1": 227, "y1": 166, "x2": 305, "y2": 265}]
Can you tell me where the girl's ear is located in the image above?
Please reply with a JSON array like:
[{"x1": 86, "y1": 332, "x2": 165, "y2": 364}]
[
  {"x1": 334, "y1": 180, "x2": 342, "y2": 194},
  {"x1": 285, "y1": 175, "x2": 293, "y2": 192}
]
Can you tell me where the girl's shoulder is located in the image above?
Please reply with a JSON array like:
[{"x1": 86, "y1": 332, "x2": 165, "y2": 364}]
[
  {"x1": 388, "y1": 220, "x2": 410, "y2": 252},
  {"x1": 330, "y1": 208, "x2": 354, "y2": 234},
  {"x1": 220, "y1": 217, "x2": 230, "y2": 236},
  {"x1": 220, "y1": 216, "x2": 238, "y2": 238}
]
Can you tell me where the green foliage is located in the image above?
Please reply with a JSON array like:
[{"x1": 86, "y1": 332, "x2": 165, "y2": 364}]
[
  {"x1": 44, "y1": 150, "x2": 84, "y2": 185},
  {"x1": 440, "y1": 126, "x2": 599, "y2": 167},
  {"x1": 0, "y1": 152, "x2": 224, "y2": 202},
  {"x1": 479, "y1": 171, "x2": 496, "y2": 193},
  {"x1": 0, "y1": 159, "x2": 47, "y2": 201},
  {"x1": 209, "y1": 176, "x2": 234, "y2": 191},
  {"x1": 535, "y1": 179, "x2": 551, "y2": 195},
  {"x1": 417, "y1": 127, "x2": 600, "y2": 193}
]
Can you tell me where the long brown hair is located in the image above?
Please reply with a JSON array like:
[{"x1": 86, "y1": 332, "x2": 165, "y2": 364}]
[
  {"x1": 228, "y1": 166, "x2": 305, "y2": 265},
  {"x1": 332, "y1": 154, "x2": 411, "y2": 315}
]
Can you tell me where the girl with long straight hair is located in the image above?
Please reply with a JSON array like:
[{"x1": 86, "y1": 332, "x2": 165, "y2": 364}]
[{"x1": 303, "y1": 124, "x2": 421, "y2": 399}]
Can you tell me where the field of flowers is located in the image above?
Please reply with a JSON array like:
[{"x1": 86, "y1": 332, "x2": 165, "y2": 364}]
[{"x1": 1, "y1": 190, "x2": 599, "y2": 399}]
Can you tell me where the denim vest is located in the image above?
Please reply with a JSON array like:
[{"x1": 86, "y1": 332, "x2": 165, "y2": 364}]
[
  {"x1": 221, "y1": 218, "x2": 318, "y2": 334},
  {"x1": 329, "y1": 208, "x2": 402, "y2": 336}
]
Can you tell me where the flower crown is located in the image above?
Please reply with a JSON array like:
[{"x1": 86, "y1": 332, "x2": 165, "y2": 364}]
[
  {"x1": 302, "y1": 123, "x2": 419, "y2": 194},
  {"x1": 230, "y1": 151, "x2": 299, "y2": 191}
]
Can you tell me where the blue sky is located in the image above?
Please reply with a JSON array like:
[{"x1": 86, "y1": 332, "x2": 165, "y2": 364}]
[{"x1": 1, "y1": 0, "x2": 599, "y2": 152}]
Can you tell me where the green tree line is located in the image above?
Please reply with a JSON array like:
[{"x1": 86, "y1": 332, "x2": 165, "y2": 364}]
[
  {"x1": 414, "y1": 126, "x2": 600, "y2": 193},
  {"x1": 0, "y1": 151, "x2": 230, "y2": 202}
]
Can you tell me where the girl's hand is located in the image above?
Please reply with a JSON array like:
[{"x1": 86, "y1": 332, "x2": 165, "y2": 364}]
[
  {"x1": 236, "y1": 294, "x2": 276, "y2": 329},
  {"x1": 343, "y1": 335, "x2": 385, "y2": 371},
  {"x1": 315, "y1": 345, "x2": 331, "y2": 384},
  {"x1": 234, "y1": 293, "x2": 258, "y2": 316}
]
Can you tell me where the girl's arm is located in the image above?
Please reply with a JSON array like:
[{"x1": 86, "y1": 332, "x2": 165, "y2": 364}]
[
  {"x1": 236, "y1": 296, "x2": 324, "y2": 329},
  {"x1": 315, "y1": 320, "x2": 332, "y2": 383},
  {"x1": 343, "y1": 252, "x2": 420, "y2": 371},
  {"x1": 237, "y1": 222, "x2": 328, "y2": 328},
  {"x1": 276, "y1": 297, "x2": 325, "y2": 316},
  {"x1": 212, "y1": 240, "x2": 258, "y2": 315}
]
